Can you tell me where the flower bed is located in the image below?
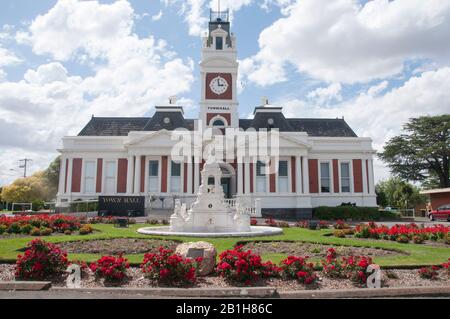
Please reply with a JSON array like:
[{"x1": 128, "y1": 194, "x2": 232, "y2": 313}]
[
  {"x1": 353, "y1": 222, "x2": 449, "y2": 244},
  {"x1": 4, "y1": 240, "x2": 450, "y2": 289},
  {"x1": 0, "y1": 214, "x2": 84, "y2": 236}
]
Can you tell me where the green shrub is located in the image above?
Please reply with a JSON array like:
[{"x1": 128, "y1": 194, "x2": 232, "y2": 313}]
[
  {"x1": 30, "y1": 227, "x2": 41, "y2": 236},
  {"x1": 333, "y1": 230, "x2": 347, "y2": 238},
  {"x1": 0, "y1": 225, "x2": 7, "y2": 235},
  {"x1": 31, "y1": 200, "x2": 45, "y2": 212},
  {"x1": 20, "y1": 224, "x2": 33, "y2": 234},
  {"x1": 8, "y1": 222, "x2": 21, "y2": 234},
  {"x1": 79, "y1": 224, "x2": 93, "y2": 235},
  {"x1": 39, "y1": 227, "x2": 53, "y2": 236},
  {"x1": 313, "y1": 206, "x2": 381, "y2": 221},
  {"x1": 396, "y1": 235, "x2": 410, "y2": 243}
]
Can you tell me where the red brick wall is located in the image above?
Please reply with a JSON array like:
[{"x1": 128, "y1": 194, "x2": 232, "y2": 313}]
[
  {"x1": 117, "y1": 158, "x2": 128, "y2": 193},
  {"x1": 96, "y1": 159, "x2": 103, "y2": 193},
  {"x1": 353, "y1": 159, "x2": 363, "y2": 193},
  {"x1": 71, "y1": 158, "x2": 82, "y2": 193},
  {"x1": 333, "y1": 159, "x2": 339, "y2": 193},
  {"x1": 161, "y1": 156, "x2": 168, "y2": 193},
  {"x1": 270, "y1": 173, "x2": 276, "y2": 193},
  {"x1": 205, "y1": 73, "x2": 232, "y2": 100},
  {"x1": 291, "y1": 157, "x2": 296, "y2": 193},
  {"x1": 308, "y1": 159, "x2": 319, "y2": 193}
]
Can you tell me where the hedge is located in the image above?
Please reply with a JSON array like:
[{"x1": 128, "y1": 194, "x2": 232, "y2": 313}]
[{"x1": 313, "y1": 206, "x2": 398, "y2": 221}]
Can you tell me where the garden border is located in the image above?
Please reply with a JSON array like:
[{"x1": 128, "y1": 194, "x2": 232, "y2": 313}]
[{"x1": 1, "y1": 283, "x2": 449, "y2": 298}]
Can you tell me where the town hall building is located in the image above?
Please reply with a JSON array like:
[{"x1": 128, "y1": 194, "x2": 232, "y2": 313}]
[{"x1": 56, "y1": 11, "x2": 377, "y2": 218}]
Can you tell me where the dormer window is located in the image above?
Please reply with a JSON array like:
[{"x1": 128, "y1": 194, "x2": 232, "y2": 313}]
[{"x1": 216, "y1": 36, "x2": 223, "y2": 50}]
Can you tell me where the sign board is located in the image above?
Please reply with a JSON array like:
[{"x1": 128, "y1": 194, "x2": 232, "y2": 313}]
[
  {"x1": 186, "y1": 248, "x2": 205, "y2": 259},
  {"x1": 98, "y1": 196, "x2": 145, "y2": 217}
]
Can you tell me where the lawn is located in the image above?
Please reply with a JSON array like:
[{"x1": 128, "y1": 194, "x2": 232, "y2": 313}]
[{"x1": 0, "y1": 224, "x2": 449, "y2": 267}]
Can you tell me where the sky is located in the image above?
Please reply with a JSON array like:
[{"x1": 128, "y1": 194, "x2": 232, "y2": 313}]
[{"x1": 0, "y1": 0, "x2": 450, "y2": 186}]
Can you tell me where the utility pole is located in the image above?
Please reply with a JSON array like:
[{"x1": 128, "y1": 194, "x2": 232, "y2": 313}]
[{"x1": 18, "y1": 158, "x2": 32, "y2": 178}]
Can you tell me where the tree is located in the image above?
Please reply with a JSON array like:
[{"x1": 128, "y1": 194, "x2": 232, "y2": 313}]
[
  {"x1": 44, "y1": 156, "x2": 61, "y2": 199},
  {"x1": 375, "y1": 178, "x2": 427, "y2": 209},
  {"x1": 0, "y1": 172, "x2": 53, "y2": 204},
  {"x1": 0, "y1": 156, "x2": 61, "y2": 206},
  {"x1": 379, "y1": 115, "x2": 450, "y2": 188}
]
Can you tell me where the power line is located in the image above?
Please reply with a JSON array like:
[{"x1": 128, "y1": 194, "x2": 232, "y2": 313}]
[{"x1": 18, "y1": 158, "x2": 32, "y2": 178}]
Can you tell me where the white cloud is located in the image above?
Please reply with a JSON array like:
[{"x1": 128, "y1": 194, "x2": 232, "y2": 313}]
[
  {"x1": 0, "y1": 69, "x2": 6, "y2": 82},
  {"x1": 0, "y1": 0, "x2": 195, "y2": 185},
  {"x1": 307, "y1": 83, "x2": 342, "y2": 105},
  {"x1": 18, "y1": 0, "x2": 134, "y2": 61},
  {"x1": 152, "y1": 10, "x2": 163, "y2": 21},
  {"x1": 282, "y1": 67, "x2": 450, "y2": 182},
  {"x1": 169, "y1": 0, "x2": 254, "y2": 37},
  {"x1": 245, "y1": 0, "x2": 450, "y2": 85},
  {"x1": 0, "y1": 45, "x2": 22, "y2": 67}
]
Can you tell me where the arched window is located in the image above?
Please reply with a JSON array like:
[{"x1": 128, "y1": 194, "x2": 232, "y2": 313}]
[{"x1": 212, "y1": 119, "x2": 225, "y2": 127}]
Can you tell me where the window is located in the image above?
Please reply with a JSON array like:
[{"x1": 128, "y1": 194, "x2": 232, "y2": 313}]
[
  {"x1": 256, "y1": 161, "x2": 266, "y2": 193},
  {"x1": 278, "y1": 160, "x2": 289, "y2": 193},
  {"x1": 84, "y1": 161, "x2": 96, "y2": 194},
  {"x1": 170, "y1": 161, "x2": 181, "y2": 193},
  {"x1": 216, "y1": 36, "x2": 223, "y2": 50},
  {"x1": 340, "y1": 162, "x2": 351, "y2": 193},
  {"x1": 212, "y1": 119, "x2": 225, "y2": 126},
  {"x1": 148, "y1": 160, "x2": 159, "y2": 193},
  {"x1": 320, "y1": 162, "x2": 331, "y2": 193},
  {"x1": 104, "y1": 161, "x2": 117, "y2": 194}
]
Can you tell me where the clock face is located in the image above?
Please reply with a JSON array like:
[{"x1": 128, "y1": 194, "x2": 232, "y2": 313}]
[{"x1": 209, "y1": 76, "x2": 229, "y2": 95}]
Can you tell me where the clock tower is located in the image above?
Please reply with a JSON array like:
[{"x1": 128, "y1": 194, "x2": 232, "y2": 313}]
[{"x1": 199, "y1": 10, "x2": 239, "y2": 128}]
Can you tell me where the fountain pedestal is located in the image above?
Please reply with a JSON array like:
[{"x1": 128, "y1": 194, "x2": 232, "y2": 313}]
[
  {"x1": 170, "y1": 161, "x2": 250, "y2": 233},
  {"x1": 138, "y1": 159, "x2": 282, "y2": 238}
]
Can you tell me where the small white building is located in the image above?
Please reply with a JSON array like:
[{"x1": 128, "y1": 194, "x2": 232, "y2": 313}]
[{"x1": 56, "y1": 11, "x2": 377, "y2": 218}]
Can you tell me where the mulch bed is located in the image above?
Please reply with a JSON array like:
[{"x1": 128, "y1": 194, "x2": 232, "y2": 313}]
[
  {"x1": 0, "y1": 264, "x2": 448, "y2": 290},
  {"x1": 57, "y1": 238, "x2": 180, "y2": 255},
  {"x1": 240, "y1": 241, "x2": 405, "y2": 258}
]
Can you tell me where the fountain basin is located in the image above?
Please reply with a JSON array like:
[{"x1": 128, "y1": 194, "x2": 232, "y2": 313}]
[{"x1": 137, "y1": 226, "x2": 283, "y2": 238}]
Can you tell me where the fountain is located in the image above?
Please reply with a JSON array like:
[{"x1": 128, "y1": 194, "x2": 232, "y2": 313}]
[{"x1": 137, "y1": 159, "x2": 283, "y2": 237}]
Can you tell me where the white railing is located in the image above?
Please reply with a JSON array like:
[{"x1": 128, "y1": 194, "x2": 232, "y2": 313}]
[{"x1": 182, "y1": 197, "x2": 262, "y2": 217}]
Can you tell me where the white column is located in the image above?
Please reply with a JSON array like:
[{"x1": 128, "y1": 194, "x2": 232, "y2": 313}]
[
  {"x1": 237, "y1": 161, "x2": 243, "y2": 195},
  {"x1": 194, "y1": 158, "x2": 200, "y2": 194},
  {"x1": 67, "y1": 158, "x2": 73, "y2": 196},
  {"x1": 244, "y1": 160, "x2": 250, "y2": 194},
  {"x1": 187, "y1": 160, "x2": 193, "y2": 194},
  {"x1": 134, "y1": 156, "x2": 141, "y2": 194},
  {"x1": 302, "y1": 156, "x2": 309, "y2": 194},
  {"x1": 368, "y1": 159, "x2": 375, "y2": 194},
  {"x1": 126, "y1": 156, "x2": 134, "y2": 194},
  {"x1": 362, "y1": 159, "x2": 368, "y2": 194},
  {"x1": 295, "y1": 156, "x2": 302, "y2": 194},
  {"x1": 58, "y1": 157, "x2": 66, "y2": 195}
]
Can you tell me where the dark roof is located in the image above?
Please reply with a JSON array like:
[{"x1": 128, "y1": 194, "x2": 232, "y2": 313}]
[
  {"x1": 78, "y1": 117, "x2": 150, "y2": 136},
  {"x1": 78, "y1": 115, "x2": 357, "y2": 137}
]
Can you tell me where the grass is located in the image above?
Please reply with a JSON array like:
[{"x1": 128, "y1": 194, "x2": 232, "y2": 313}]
[{"x1": 0, "y1": 224, "x2": 449, "y2": 267}]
